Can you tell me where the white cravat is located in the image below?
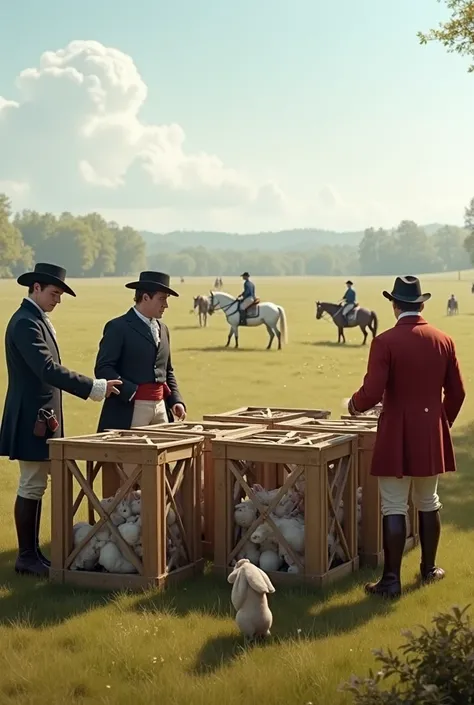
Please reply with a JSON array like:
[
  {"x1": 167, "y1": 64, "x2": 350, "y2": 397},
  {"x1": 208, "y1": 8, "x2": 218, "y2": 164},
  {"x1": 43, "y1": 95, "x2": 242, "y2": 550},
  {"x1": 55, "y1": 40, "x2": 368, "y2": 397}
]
[
  {"x1": 26, "y1": 297, "x2": 57, "y2": 338},
  {"x1": 134, "y1": 307, "x2": 160, "y2": 345},
  {"x1": 43, "y1": 313, "x2": 57, "y2": 339}
]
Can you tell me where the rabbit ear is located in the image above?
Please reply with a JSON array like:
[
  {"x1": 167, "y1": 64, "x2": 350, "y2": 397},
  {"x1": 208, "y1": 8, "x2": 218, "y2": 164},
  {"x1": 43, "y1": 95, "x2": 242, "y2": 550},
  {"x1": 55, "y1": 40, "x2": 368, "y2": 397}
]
[
  {"x1": 227, "y1": 566, "x2": 239, "y2": 584},
  {"x1": 245, "y1": 563, "x2": 276, "y2": 594},
  {"x1": 230, "y1": 568, "x2": 248, "y2": 611}
]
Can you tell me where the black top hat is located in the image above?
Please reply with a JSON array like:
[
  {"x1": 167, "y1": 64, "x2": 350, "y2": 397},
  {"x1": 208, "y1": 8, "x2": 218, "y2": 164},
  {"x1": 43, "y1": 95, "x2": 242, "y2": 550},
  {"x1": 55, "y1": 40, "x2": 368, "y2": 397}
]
[
  {"x1": 383, "y1": 275, "x2": 431, "y2": 304},
  {"x1": 17, "y1": 263, "x2": 76, "y2": 297},
  {"x1": 346, "y1": 280, "x2": 353, "y2": 286},
  {"x1": 241, "y1": 272, "x2": 250, "y2": 277},
  {"x1": 125, "y1": 271, "x2": 179, "y2": 297}
]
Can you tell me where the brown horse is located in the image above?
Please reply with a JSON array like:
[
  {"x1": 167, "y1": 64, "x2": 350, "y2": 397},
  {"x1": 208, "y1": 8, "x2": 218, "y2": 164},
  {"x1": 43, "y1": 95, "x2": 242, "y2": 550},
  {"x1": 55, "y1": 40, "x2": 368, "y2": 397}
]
[
  {"x1": 315, "y1": 301, "x2": 378, "y2": 345},
  {"x1": 193, "y1": 295, "x2": 210, "y2": 327}
]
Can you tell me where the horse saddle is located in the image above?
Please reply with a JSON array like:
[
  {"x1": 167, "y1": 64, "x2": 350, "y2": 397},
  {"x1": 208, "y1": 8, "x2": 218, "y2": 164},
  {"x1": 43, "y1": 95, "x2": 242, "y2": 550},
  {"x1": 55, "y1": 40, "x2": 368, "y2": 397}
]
[
  {"x1": 346, "y1": 305, "x2": 358, "y2": 324},
  {"x1": 246, "y1": 298, "x2": 260, "y2": 318}
]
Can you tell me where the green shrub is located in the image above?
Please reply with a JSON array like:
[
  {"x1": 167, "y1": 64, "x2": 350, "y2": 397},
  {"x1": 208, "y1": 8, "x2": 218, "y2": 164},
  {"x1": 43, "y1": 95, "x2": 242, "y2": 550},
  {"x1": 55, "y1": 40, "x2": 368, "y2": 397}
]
[{"x1": 340, "y1": 605, "x2": 474, "y2": 704}]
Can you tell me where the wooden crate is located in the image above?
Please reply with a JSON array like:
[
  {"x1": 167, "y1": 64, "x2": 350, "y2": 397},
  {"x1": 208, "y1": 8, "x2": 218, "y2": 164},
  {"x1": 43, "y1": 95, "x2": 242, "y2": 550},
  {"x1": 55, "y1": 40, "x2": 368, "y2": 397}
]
[
  {"x1": 212, "y1": 427, "x2": 359, "y2": 587},
  {"x1": 203, "y1": 406, "x2": 331, "y2": 428},
  {"x1": 276, "y1": 417, "x2": 419, "y2": 567},
  {"x1": 133, "y1": 421, "x2": 267, "y2": 559},
  {"x1": 47, "y1": 429, "x2": 205, "y2": 592},
  {"x1": 340, "y1": 415, "x2": 378, "y2": 424}
]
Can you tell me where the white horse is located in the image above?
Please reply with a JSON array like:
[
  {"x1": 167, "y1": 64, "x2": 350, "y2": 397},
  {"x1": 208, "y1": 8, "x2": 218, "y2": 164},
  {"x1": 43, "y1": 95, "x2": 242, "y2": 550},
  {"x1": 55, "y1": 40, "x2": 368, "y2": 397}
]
[{"x1": 208, "y1": 291, "x2": 288, "y2": 350}]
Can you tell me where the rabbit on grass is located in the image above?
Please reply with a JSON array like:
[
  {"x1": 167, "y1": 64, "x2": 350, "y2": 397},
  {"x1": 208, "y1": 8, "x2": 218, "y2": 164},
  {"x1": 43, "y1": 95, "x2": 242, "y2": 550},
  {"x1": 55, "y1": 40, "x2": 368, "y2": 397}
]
[{"x1": 228, "y1": 558, "x2": 276, "y2": 643}]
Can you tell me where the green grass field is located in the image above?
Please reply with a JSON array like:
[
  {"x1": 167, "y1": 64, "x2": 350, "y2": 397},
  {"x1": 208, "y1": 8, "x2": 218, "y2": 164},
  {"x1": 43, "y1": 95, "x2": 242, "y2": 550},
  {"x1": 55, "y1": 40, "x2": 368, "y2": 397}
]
[{"x1": 0, "y1": 272, "x2": 473, "y2": 705}]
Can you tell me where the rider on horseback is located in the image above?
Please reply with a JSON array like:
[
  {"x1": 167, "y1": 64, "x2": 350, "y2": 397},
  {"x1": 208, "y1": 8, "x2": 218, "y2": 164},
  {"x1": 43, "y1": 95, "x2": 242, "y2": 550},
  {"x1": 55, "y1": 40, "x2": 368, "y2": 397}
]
[
  {"x1": 341, "y1": 280, "x2": 357, "y2": 325},
  {"x1": 237, "y1": 272, "x2": 256, "y2": 326}
]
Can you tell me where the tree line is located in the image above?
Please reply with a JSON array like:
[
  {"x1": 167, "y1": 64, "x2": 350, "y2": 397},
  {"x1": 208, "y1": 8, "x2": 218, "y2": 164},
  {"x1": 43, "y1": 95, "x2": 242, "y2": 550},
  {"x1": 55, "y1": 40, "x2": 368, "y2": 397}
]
[
  {"x1": 0, "y1": 194, "x2": 146, "y2": 278},
  {"x1": 148, "y1": 211, "x2": 474, "y2": 277},
  {"x1": 2, "y1": 192, "x2": 474, "y2": 278}
]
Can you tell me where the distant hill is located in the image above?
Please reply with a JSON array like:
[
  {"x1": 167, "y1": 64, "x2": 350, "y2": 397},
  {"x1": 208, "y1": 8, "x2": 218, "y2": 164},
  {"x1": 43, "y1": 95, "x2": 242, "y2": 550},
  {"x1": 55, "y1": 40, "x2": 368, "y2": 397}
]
[{"x1": 141, "y1": 223, "x2": 450, "y2": 253}]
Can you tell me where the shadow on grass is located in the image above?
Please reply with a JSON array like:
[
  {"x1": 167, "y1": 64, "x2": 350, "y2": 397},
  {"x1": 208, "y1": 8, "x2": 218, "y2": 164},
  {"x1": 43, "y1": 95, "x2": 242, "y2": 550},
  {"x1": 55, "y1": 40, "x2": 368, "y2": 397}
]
[
  {"x1": 301, "y1": 340, "x2": 366, "y2": 349},
  {"x1": 0, "y1": 547, "x2": 114, "y2": 628},
  {"x1": 180, "y1": 346, "x2": 277, "y2": 353},
  {"x1": 439, "y1": 422, "x2": 474, "y2": 532},
  {"x1": 130, "y1": 567, "x2": 420, "y2": 675},
  {"x1": 173, "y1": 325, "x2": 208, "y2": 331}
]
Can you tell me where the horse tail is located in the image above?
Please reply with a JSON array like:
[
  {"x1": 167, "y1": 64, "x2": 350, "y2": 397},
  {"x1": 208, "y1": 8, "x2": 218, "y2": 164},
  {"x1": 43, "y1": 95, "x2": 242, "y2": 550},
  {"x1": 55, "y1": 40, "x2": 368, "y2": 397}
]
[
  {"x1": 278, "y1": 306, "x2": 288, "y2": 344},
  {"x1": 371, "y1": 311, "x2": 378, "y2": 337}
]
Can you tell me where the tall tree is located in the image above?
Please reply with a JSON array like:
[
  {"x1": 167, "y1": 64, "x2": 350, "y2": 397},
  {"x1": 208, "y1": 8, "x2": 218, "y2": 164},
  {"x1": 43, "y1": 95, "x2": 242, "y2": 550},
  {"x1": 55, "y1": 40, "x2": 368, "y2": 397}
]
[
  {"x1": 418, "y1": 1, "x2": 474, "y2": 72},
  {"x1": 114, "y1": 226, "x2": 147, "y2": 276},
  {"x1": 0, "y1": 194, "x2": 34, "y2": 277}
]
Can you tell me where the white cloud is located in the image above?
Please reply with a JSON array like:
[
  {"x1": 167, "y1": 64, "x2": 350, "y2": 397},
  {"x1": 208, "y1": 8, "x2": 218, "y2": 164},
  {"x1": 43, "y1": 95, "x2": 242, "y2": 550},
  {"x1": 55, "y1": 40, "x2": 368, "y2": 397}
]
[
  {"x1": 0, "y1": 39, "x2": 412, "y2": 233},
  {"x1": 0, "y1": 40, "x2": 288, "y2": 217}
]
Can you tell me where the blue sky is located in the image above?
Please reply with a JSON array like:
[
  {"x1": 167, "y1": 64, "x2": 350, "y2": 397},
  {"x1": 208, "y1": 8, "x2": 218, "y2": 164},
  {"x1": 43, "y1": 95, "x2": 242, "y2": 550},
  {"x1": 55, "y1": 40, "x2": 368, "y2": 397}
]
[{"x1": 1, "y1": 0, "x2": 472, "y2": 233}]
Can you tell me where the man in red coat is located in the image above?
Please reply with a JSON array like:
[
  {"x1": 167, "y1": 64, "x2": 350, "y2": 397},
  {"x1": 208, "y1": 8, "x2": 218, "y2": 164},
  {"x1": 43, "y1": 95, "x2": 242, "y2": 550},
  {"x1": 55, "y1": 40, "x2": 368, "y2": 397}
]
[{"x1": 348, "y1": 275, "x2": 465, "y2": 598}]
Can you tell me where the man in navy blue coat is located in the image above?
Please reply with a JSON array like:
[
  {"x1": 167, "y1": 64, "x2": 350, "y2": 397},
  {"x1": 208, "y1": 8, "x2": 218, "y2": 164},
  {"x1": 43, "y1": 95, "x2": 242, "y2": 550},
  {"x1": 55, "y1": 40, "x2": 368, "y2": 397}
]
[
  {"x1": 341, "y1": 280, "x2": 357, "y2": 324},
  {"x1": 94, "y1": 271, "x2": 186, "y2": 432},
  {"x1": 0, "y1": 263, "x2": 121, "y2": 577},
  {"x1": 237, "y1": 272, "x2": 257, "y2": 326}
]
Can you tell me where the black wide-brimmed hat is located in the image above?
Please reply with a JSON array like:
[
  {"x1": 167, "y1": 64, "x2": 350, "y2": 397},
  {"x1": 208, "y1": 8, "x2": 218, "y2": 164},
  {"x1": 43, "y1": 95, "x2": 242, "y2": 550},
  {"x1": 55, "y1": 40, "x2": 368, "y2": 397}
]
[
  {"x1": 17, "y1": 263, "x2": 76, "y2": 297},
  {"x1": 241, "y1": 272, "x2": 249, "y2": 277},
  {"x1": 383, "y1": 275, "x2": 431, "y2": 304},
  {"x1": 125, "y1": 271, "x2": 179, "y2": 297},
  {"x1": 346, "y1": 280, "x2": 353, "y2": 286}
]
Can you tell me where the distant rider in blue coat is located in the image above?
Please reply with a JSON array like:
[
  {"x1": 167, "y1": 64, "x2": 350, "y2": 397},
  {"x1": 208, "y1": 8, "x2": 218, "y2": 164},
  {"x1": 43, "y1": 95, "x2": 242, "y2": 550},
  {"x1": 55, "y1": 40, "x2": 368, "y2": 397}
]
[
  {"x1": 341, "y1": 280, "x2": 357, "y2": 324},
  {"x1": 237, "y1": 272, "x2": 256, "y2": 325}
]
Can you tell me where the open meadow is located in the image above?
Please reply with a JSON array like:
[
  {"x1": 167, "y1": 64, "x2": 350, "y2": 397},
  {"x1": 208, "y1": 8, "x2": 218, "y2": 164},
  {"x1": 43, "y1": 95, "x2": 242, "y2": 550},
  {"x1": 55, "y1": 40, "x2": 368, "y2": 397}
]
[{"x1": 0, "y1": 272, "x2": 473, "y2": 705}]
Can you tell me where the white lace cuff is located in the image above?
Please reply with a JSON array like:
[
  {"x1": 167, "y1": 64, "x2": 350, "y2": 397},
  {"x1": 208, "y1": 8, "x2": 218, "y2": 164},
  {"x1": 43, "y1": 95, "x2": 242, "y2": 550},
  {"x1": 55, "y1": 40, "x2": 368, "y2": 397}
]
[{"x1": 89, "y1": 378, "x2": 107, "y2": 402}]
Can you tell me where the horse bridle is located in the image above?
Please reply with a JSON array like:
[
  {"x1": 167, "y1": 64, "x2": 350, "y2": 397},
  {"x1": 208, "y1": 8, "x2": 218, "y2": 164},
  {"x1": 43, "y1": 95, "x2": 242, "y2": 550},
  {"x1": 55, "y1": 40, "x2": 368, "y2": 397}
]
[{"x1": 208, "y1": 292, "x2": 239, "y2": 316}]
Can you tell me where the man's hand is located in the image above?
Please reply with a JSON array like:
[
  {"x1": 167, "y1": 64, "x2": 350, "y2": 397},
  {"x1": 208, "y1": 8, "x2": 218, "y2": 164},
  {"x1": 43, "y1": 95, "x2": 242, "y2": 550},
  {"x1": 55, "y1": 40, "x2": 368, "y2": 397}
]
[
  {"x1": 347, "y1": 396, "x2": 358, "y2": 416},
  {"x1": 172, "y1": 403, "x2": 186, "y2": 420},
  {"x1": 105, "y1": 379, "x2": 122, "y2": 397}
]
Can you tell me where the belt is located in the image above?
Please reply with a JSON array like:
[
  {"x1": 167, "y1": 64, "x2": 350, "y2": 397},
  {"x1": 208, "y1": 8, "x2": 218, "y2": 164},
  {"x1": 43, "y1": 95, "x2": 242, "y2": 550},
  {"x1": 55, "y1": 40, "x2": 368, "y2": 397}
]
[{"x1": 134, "y1": 383, "x2": 164, "y2": 401}]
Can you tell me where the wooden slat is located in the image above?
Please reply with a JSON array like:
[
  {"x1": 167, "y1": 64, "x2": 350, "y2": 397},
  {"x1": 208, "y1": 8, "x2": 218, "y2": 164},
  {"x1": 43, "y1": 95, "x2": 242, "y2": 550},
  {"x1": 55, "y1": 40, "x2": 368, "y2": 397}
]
[
  {"x1": 305, "y1": 462, "x2": 327, "y2": 576},
  {"x1": 141, "y1": 461, "x2": 166, "y2": 579},
  {"x1": 50, "y1": 443, "x2": 68, "y2": 573}
]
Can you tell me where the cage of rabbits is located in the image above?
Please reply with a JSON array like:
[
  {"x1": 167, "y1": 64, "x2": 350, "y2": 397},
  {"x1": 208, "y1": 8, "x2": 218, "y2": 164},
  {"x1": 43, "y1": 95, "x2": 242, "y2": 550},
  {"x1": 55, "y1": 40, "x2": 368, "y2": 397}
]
[
  {"x1": 211, "y1": 427, "x2": 360, "y2": 587},
  {"x1": 203, "y1": 405, "x2": 331, "y2": 428},
  {"x1": 134, "y1": 420, "x2": 267, "y2": 558},
  {"x1": 47, "y1": 429, "x2": 205, "y2": 591},
  {"x1": 274, "y1": 417, "x2": 418, "y2": 567}
]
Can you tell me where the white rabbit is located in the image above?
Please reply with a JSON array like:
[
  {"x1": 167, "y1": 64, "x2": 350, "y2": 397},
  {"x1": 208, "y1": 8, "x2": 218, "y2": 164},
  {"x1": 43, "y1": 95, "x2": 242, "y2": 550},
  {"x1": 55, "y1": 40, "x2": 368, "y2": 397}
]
[
  {"x1": 235, "y1": 540, "x2": 260, "y2": 566},
  {"x1": 234, "y1": 501, "x2": 257, "y2": 528},
  {"x1": 227, "y1": 558, "x2": 275, "y2": 641}
]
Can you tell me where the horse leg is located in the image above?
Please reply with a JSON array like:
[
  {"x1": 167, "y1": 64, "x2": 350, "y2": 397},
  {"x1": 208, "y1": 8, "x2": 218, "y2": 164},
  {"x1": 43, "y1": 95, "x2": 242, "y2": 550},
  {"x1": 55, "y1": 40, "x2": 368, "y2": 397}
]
[
  {"x1": 265, "y1": 324, "x2": 274, "y2": 350},
  {"x1": 275, "y1": 328, "x2": 281, "y2": 350},
  {"x1": 234, "y1": 325, "x2": 239, "y2": 349},
  {"x1": 361, "y1": 325, "x2": 368, "y2": 345},
  {"x1": 225, "y1": 328, "x2": 233, "y2": 347}
]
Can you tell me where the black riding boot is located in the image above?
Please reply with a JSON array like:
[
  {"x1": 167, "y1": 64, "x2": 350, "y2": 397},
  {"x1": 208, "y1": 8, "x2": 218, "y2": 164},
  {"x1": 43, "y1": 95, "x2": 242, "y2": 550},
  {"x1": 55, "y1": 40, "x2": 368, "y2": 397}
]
[
  {"x1": 365, "y1": 514, "x2": 406, "y2": 598},
  {"x1": 35, "y1": 499, "x2": 51, "y2": 567},
  {"x1": 419, "y1": 509, "x2": 445, "y2": 582},
  {"x1": 14, "y1": 496, "x2": 49, "y2": 577}
]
